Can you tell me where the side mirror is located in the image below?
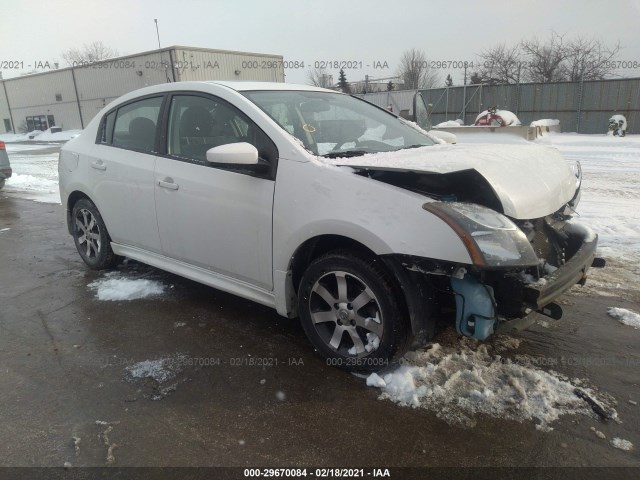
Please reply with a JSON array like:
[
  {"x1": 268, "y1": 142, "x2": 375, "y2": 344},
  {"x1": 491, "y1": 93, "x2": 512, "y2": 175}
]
[{"x1": 206, "y1": 142, "x2": 258, "y2": 165}]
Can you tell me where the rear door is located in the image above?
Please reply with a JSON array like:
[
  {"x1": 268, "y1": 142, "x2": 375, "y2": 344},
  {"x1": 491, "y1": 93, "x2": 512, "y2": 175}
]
[
  {"x1": 87, "y1": 95, "x2": 163, "y2": 252},
  {"x1": 154, "y1": 93, "x2": 277, "y2": 290}
]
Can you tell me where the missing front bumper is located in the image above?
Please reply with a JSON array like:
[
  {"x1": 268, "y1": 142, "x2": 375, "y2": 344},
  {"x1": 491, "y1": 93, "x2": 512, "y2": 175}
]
[{"x1": 523, "y1": 230, "x2": 599, "y2": 310}]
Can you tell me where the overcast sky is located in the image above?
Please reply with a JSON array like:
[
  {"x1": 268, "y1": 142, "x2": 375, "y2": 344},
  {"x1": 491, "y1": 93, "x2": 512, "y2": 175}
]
[{"x1": 2, "y1": 0, "x2": 640, "y2": 85}]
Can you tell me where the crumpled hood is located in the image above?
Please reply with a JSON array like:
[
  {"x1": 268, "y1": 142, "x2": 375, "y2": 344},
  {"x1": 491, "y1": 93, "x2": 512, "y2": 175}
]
[{"x1": 326, "y1": 143, "x2": 577, "y2": 219}]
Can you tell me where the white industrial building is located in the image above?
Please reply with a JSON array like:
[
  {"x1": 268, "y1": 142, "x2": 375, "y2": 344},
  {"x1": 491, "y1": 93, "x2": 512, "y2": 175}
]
[{"x1": 0, "y1": 45, "x2": 284, "y2": 133}]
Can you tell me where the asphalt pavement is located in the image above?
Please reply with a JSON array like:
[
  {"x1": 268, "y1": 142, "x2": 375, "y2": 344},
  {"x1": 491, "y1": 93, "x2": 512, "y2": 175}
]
[{"x1": 0, "y1": 197, "x2": 639, "y2": 471}]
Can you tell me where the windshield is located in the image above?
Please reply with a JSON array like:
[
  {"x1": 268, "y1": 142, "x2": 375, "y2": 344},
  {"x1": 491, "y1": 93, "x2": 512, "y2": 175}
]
[{"x1": 243, "y1": 90, "x2": 435, "y2": 157}]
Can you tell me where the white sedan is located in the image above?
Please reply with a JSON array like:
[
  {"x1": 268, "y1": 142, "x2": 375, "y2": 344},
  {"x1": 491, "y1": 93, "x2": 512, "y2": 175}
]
[{"x1": 59, "y1": 81, "x2": 600, "y2": 371}]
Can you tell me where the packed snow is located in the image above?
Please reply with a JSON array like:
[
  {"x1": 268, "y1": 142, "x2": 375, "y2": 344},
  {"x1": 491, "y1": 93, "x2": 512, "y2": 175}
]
[
  {"x1": 366, "y1": 339, "x2": 617, "y2": 431},
  {"x1": 88, "y1": 272, "x2": 165, "y2": 301},
  {"x1": 607, "y1": 307, "x2": 640, "y2": 329},
  {"x1": 530, "y1": 119, "x2": 560, "y2": 127},
  {"x1": 610, "y1": 437, "x2": 634, "y2": 451}
]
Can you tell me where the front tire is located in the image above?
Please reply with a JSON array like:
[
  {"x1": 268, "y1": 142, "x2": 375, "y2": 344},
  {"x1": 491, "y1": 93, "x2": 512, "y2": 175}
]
[
  {"x1": 298, "y1": 251, "x2": 411, "y2": 372},
  {"x1": 71, "y1": 198, "x2": 118, "y2": 270}
]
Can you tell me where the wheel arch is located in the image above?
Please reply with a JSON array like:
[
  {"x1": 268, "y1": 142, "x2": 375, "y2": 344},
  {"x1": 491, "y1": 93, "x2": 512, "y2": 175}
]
[
  {"x1": 65, "y1": 190, "x2": 95, "y2": 235},
  {"x1": 286, "y1": 235, "x2": 435, "y2": 343},
  {"x1": 289, "y1": 235, "x2": 377, "y2": 296}
]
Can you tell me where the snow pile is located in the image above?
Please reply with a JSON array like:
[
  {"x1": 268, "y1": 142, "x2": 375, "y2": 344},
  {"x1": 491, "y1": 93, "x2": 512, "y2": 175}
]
[
  {"x1": 126, "y1": 354, "x2": 187, "y2": 383},
  {"x1": 435, "y1": 120, "x2": 462, "y2": 128},
  {"x1": 607, "y1": 307, "x2": 640, "y2": 329},
  {"x1": 36, "y1": 129, "x2": 82, "y2": 142},
  {"x1": 367, "y1": 340, "x2": 617, "y2": 430},
  {"x1": 608, "y1": 115, "x2": 627, "y2": 136},
  {"x1": 4, "y1": 173, "x2": 60, "y2": 203},
  {"x1": 611, "y1": 438, "x2": 634, "y2": 451},
  {"x1": 88, "y1": 272, "x2": 165, "y2": 301},
  {"x1": 530, "y1": 119, "x2": 560, "y2": 127},
  {"x1": 0, "y1": 128, "x2": 81, "y2": 143},
  {"x1": 6, "y1": 173, "x2": 57, "y2": 192},
  {"x1": 2, "y1": 146, "x2": 61, "y2": 203}
]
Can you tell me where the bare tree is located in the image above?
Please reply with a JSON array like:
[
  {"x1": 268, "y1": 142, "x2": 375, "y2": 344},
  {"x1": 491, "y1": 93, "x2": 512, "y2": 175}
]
[
  {"x1": 562, "y1": 36, "x2": 621, "y2": 81},
  {"x1": 62, "y1": 41, "x2": 119, "y2": 66},
  {"x1": 521, "y1": 32, "x2": 567, "y2": 83},
  {"x1": 397, "y1": 48, "x2": 439, "y2": 90},
  {"x1": 307, "y1": 67, "x2": 333, "y2": 88},
  {"x1": 477, "y1": 43, "x2": 524, "y2": 84},
  {"x1": 477, "y1": 32, "x2": 622, "y2": 85}
]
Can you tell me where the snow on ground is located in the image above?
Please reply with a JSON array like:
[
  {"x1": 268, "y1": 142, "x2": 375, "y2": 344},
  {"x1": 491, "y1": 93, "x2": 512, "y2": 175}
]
[
  {"x1": 367, "y1": 337, "x2": 617, "y2": 431},
  {"x1": 124, "y1": 349, "x2": 190, "y2": 400},
  {"x1": 88, "y1": 272, "x2": 166, "y2": 301},
  {"x1": 611, "y1": 438, "x2": 634, "y2": 451},
  {"x1": 536, "y1": 133, "x2": 640, "y2": 300},
  {"x1": 611, "y1": 437, "x2": 633, "y2": 452},
  {"x1": 607, "y1": 307, "x2": 640, "y2": 329},
  {"x1": 126, "y1": 354, "x2": 187, "y2": 384},
  {"x1": 0, "y1": 128, "x2": 81, "y2": 143},
  {"x1": 2, "y1": 144, "x2": 61, "y2": 203},
  {"x1": 530, "y1": 119, "x2": 560, "y2": 127}
]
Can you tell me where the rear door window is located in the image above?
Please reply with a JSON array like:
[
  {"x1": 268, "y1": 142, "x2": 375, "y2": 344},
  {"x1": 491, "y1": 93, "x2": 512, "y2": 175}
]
[{"x1": 112, "y1": 97, "x2": 163, "y2": 153}]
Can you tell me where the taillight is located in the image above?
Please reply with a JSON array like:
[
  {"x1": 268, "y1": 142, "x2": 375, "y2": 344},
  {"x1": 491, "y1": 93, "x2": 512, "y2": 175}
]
[{"x1": 0, "y1": 141, "x2": 5, "y2": 150}]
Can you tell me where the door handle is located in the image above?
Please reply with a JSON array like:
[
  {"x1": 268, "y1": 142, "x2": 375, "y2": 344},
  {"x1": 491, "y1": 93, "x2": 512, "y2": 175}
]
[
  {"x1": 90, "y1": 161, "x2": 106, "y2": 171},
  {"x1": 158, "y1": 178, "x2": 179, "y2": 190}
]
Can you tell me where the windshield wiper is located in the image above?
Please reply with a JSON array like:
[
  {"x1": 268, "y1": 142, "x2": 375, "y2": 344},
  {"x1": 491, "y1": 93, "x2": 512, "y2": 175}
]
[
  {"x1": 399, "y1": 144, "x2": 430, "y2": 150},
  {"x1": 322, "y1": 150, "x2": 369, "y2": 159}
]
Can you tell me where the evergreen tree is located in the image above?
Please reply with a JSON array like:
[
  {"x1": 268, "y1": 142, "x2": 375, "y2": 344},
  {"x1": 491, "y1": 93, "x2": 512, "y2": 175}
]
[
  {"x1": 338, "y1": 69, "x2": 351, "y2": 93},
  {"x1": 469, "y1": 72, "x2": 482, "y2": 85},
  {"x1": 386, "y1": 81, "x2": 395, "y2": 91}
]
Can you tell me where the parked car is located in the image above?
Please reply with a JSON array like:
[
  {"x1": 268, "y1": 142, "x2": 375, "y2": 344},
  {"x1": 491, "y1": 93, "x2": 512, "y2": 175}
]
[
  {"x1": 59, "y1": 81, "x2": 601, "y2": 372},
  {"x1": 0, "y1": 141, "x2": 12, "y2": 189}
]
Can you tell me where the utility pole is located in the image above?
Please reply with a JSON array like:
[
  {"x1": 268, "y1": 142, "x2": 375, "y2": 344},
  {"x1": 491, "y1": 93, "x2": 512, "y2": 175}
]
[{"x1": 154, "y1": 19, "x2": 162, "y2": 48}]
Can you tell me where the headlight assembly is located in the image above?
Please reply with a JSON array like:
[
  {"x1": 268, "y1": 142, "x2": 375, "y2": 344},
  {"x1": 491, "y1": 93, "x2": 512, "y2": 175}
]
[
  {"x1": 423, "y1": 202, "x2": 538, "y2": 267},
  {"x1": 563, "y1": 160, "x2": 582, "y2": 214}
]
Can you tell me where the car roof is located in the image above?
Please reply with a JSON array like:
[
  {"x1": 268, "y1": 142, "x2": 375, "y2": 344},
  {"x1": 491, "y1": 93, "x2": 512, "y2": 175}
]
[
  {"x1": 104, "y1": 81, "x2": 339, "y2": 109},
  {"x1": 206, "y1": 81, "x2": 334, "y2": 93}
]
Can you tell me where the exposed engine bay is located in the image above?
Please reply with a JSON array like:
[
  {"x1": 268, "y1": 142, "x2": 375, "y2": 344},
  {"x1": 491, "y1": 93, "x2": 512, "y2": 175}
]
[{"x1": 366, "y1": 167, "x2": 604, "y2": 342}]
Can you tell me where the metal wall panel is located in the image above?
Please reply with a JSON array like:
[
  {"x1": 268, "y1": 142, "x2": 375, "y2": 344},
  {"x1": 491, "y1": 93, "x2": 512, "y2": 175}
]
[
  {"x1": 73, "y1": 52, "x2": 170, "y2": 102},
  {"x1": 175, "y1": 48, "x2": 284, "y2": 82},
  {"x1": 1, "y1": 46, "x2": 286, "y2": 131},
  {"x1": 10, "y1": 103, "x2": 81, "y2": 131},
  {"x1": 360, "y1": 78, "x2": 640, "y2": 134},
  {"x1": 0, "y1": 84, "x2": 11, "y2": 133},
  {"x1": 3, "y1": 70, "x2": 81, "y2": 131}
]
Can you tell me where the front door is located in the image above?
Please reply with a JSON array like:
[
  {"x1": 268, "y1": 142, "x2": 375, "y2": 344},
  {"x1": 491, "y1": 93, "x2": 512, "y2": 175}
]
[{"x1": 154, "y1": 94, "x2": 277, "y2": 290}]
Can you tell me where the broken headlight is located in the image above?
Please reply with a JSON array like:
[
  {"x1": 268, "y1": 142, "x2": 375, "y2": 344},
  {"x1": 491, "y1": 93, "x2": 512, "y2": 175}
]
[
  {"x1": 423, "y1": 202, "x2": 538, "y2": 267},
  {"x1": 564, "y1": 161, "x2": 582, "y2": 214}
]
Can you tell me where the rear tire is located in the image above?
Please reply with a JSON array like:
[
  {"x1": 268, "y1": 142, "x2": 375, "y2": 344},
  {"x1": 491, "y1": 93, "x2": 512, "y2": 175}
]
[
  {"x1": 298, "y1": 250, "x2": 411, "y2": 373},
  {"x1": 71, "y1": 198, "x2": 119, "y2": 270}
]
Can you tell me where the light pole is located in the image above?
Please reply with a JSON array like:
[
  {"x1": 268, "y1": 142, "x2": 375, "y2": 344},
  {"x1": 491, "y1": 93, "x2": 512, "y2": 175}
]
[{"x1": 154, "y1": 19, "x2": 162, "y2": 48}]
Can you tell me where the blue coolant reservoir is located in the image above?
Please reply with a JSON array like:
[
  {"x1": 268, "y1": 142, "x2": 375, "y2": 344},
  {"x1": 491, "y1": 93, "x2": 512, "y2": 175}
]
[{"x1": 451, "y1": 275, "x2": 496, "y2": 340}]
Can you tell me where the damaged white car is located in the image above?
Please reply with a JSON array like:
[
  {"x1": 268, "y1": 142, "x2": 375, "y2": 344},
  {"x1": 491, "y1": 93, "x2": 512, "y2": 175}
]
[{"x1": 59, "y1": 82, "x2": 603, "y2": 372}]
